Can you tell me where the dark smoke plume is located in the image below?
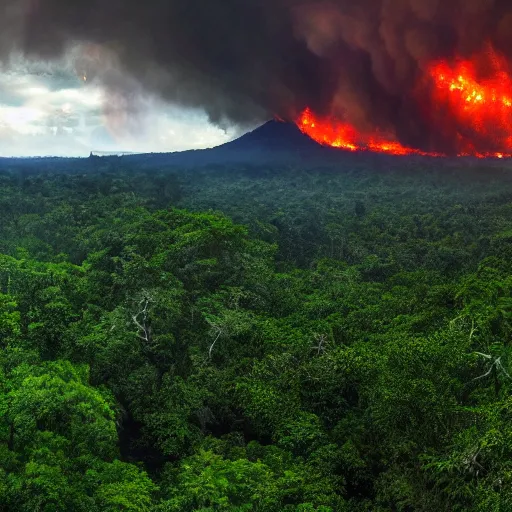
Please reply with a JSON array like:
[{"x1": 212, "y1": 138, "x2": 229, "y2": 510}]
[{"x1": 3, "y1": 0, "x2": 512, "y2": 152}]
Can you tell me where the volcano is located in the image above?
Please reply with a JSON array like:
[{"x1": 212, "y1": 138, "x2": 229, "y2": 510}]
[
  {"x1": 218, "y1": 119, "x2": 322, "y2": 152},
  {"x1": 121, "y1": 119, "x2": 331, "y2": 168},
  {"x1": 88, "y1": 116, "x2": 494, "y2": 171}
]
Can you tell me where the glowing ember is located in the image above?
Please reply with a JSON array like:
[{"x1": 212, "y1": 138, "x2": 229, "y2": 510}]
[{"x1": 297, "y1": 49, "x2": 512, "y2": 158}]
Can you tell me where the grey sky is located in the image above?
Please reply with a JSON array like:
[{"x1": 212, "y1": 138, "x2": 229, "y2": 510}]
[{"x1": 0, "y1": 51, "x2": 245, "y2": 157}]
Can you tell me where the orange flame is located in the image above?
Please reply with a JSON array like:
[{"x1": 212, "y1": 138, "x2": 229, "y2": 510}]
[
  {"x1": 297, "y1": 48, "x2": 512, "y2": 158},
  {"x1": 297, "y1": 107, "x2": 440, "y2": 157},
  {"x1": 428, "y1": 57, "x2": 512, "y2": 157}
]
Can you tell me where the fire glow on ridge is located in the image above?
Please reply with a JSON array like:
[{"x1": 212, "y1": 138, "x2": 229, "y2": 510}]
[
  {"x1": 297, "y1": 48, "x2": 512, "y2": 158},
  {"x1": 297, "y1": 107, "x2": 438, "y2": 157}
]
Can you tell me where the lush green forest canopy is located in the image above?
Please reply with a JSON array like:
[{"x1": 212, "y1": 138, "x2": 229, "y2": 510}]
[{"x1": 1, "y1": 155, "x2": 512, "y2": 510}]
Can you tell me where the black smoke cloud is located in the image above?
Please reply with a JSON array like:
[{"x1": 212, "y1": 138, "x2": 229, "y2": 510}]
[{"x1": 4, "y1": 0, "x2": 512, "y2": 152}]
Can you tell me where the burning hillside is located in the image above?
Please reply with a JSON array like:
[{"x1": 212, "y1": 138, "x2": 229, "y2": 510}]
[{"x1": 297, "y1": 47, "x2": 512, "y2": 158}]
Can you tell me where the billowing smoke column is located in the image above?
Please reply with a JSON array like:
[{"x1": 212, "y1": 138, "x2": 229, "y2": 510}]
[{"x1": 4, "y1": 0, "x2": 512, "y2": 155}]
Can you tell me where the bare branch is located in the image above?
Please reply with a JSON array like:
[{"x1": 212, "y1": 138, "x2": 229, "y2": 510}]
[
  {"x1": 472, "y1": 364, "x2": 495, "y2": 382},
  {"x1": 132, "y1": 294, "x2": 153, "y2": 344},
  {"x1": 208, "y1": 328, "x2": 222, "y2": 359},
  {"x1": 472, "y1": 354, "x2": 511, "y2": 382},
  {"x1": 312, "y1": 333, "x2": 328, "y2": 355},
  {"x1": 496, "y1": 359, "x2": 512, "y2": 380},
  {"x1": 474, "y1": 352, "x2": 492, "y2": 360},
  {"x1": 469, "y1": 319, "x2": 476, "y2": 343}
]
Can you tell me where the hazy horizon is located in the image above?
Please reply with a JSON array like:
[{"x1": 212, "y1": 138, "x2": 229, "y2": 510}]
[{"x1": 0, "y1": 53, "x2": 254, "y2": 158}]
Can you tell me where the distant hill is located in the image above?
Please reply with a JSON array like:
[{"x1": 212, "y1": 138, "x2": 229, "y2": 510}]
[
  {"x1": 115, "y1": 119, "x2": 332, "y2": 167},
  {"x1": 0, "y1": 119, "x2": 499, "y2": 172},
  {"x1": 216, "y1": 119, "x2": 322, "y2": 152}
]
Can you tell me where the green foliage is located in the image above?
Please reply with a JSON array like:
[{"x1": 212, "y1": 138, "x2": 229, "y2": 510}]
[
  {"x1": 2, "y1": 159, "x2": 512, "y2": 509},
  {"x1": 157, "y1": 442, "x2": 342, "y2": 511},
  {"x1": 0, "y1": 358, "x2": 154, "y2": 511}
]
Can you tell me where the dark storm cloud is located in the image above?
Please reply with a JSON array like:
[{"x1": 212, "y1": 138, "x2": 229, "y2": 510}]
[
  {"x1": 3, "y1": 0, "x2": 333, "y2": 126},
  {"x1": 7, "y1": 57, "x2": 85, "y2": 92},
  {"x1": 3, "y1": 0, "x2": 512, "y2": 152}
]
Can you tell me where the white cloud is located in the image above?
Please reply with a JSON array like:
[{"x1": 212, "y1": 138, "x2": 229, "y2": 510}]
[{"x1": 0, "y1": 105, "x2": 43, "y2": 133}]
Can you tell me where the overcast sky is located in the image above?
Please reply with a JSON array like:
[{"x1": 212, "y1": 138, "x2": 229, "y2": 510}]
[{"x1": 0, "y1": 53, "x2": 245, "y2": 158}]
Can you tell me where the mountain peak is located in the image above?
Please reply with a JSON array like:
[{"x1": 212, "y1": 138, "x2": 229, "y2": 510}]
[{"x1": 221, "y1": 119, "x2": 322, "y2": 152}]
